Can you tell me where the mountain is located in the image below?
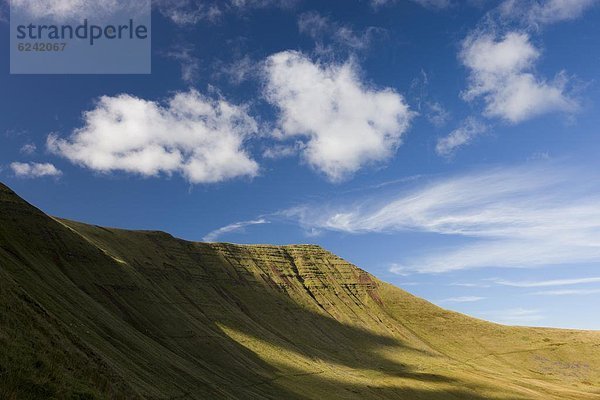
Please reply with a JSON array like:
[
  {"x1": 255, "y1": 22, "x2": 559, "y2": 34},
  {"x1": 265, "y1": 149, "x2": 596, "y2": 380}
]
[{"x1": 0, "y1": 182, "x2": 599, "y2": 400}]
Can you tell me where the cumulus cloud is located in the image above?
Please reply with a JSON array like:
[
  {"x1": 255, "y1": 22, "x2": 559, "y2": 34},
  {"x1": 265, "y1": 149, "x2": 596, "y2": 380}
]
[
  {"x1": 263, "y1": 51, "x2": 413, "y2": 182},
  {"x1": 203, "y1": 218, "x2": 269, "y2": 242},
  {"x1": 281, "y1": 163, "x2": 600, "y2": 273},
  {"x1": 10, "y1": 162, "x2": 62, "y2": 178},
  {"x1": 460, "y1": 32, "x2": 577, "y2": 123},
  {"x1": 436, "y1": 117, "x2": 487, "y2": 156},
  {"x1": 47, "y1": 90, "x2": 259, "y2": 184}
]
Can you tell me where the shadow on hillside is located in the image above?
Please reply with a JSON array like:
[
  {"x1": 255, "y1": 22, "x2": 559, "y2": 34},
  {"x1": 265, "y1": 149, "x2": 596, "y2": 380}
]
[
  {"x1": 88, "y1": 239, "x2": 525, "y2": 399},
  {"x1": 0, "y1": 206, "x2": 535, "y2": 400}
]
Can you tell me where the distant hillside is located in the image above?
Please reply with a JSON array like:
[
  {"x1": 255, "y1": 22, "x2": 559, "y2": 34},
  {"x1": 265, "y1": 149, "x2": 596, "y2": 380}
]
[{"x1": 0, "y1": 181, "x2": 599, "y2": 399}]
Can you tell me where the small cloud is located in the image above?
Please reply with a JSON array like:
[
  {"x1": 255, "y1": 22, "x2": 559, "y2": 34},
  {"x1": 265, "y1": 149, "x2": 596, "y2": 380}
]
[
  {"x1": 156, "y1": 0, "x2": 222, "y2": 25},
  {"x1": 10, "y1": 162, "x2": 62, "y2": 178},
  {"x1": 440, "y1": 296, "x2": 485, "y2": 303},
  {"x1": 426, "y1": 102, "x2": 451, "y2": 127},
  {"x1": 221, "y1": 55, "x2": 257, "y2": 85},
  {"x1": 262, "y1": 144, "x2": 300, "y2": 160},
  {"x1": 20, "y1": 143, "x2": 37, "y2": 155},
  {"x1": 528, "y1": 151, "x2": 551, "y2": 161},
  {"x1": 298, "y1": 11, "x2": 382, "y2": 55},
  {"x1": 449, "y1": 282, "x2": 491, "y2": 288},
  {"x1": 481, "y1": 308, "x2": 545, "y2": 325},
  {"x1": 494, "y1": 277, "x2": 600, "y2": 288},
  {"x1": 156, "y1": 0, "x2": 297, "y2": 26},
  {"x1": 530, "y1": 288, "x2": 600, "y2": 296},
  {"x1": 389, "y1": 263, "x2": 412, "y2": 276},
  {"x1": 203, "y1": 218, "x2": 269, "y2": 242},
  {"x1": 166, "y1": 45, "x2": 200, "y2": 84},
  {"x1": 371, "y1": 0, "x2": 452, "y2": 10},
  {"x1": 436, "y1": 117, "x2": 487, "y2": 156}
]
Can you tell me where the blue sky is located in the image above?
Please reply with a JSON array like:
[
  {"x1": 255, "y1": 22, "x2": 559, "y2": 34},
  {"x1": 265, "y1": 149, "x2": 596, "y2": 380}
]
[{"x1": 1, "y1": 0, "x2": 600, "y2": 329}]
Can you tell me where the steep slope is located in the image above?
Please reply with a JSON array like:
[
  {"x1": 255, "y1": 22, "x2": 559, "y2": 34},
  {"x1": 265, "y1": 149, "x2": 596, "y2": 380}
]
[{"x1": 0, "y1": 182, "x2": 599, "y2": 399}]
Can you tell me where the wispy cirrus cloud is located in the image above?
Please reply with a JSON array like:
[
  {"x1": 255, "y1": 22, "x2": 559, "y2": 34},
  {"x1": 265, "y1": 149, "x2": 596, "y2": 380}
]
[
  {"x1": 371, "y1": 0, "x2": 452, "y2": 10},
  {"x1": 480, "y1": 308, "x2": 545, "y2": 325},
  {"x1": 156, "y1": 0, "x2": 298, "y2": 25},
  {"x1": 531, "y1": 288, "x2": 600, "y2": 296},
  {"x1": 203, "y1": 218, "x2": 269, "y2": 242},
  {"x1": 495, "y1": 277, "x2": 600, "y2": 288},
  {"x1": 298, "y1": 11, "x2": 383, "y2": 55},
  {"x1": 165, "y1": 45, "x2": 200, "y2": 84},
  {"x1": 280, "y1": 162, "x2": 600, "y2": 273},
  {"x1": 436, "y1": 117, "x2": 487, "y2": 156},
  {"x1": 439, "y1": 296, "x2": 485, "y2": 303}
]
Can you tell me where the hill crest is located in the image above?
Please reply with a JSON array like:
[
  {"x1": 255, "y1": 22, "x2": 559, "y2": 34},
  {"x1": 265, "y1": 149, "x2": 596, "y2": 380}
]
[{"x1": 1, "y1": 181, "x2": 599, "y2": 400}]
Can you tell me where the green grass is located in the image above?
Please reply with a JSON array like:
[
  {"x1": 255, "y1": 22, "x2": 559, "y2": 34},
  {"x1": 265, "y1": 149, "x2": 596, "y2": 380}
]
[{"x1": 1, "y1": 181, "x2": 599, "y2": 399}]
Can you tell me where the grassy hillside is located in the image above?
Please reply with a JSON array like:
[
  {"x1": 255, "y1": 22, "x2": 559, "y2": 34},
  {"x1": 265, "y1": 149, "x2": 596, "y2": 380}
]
[{"x1": 0, "y1": 181, "x2": 599, "y2": 399}]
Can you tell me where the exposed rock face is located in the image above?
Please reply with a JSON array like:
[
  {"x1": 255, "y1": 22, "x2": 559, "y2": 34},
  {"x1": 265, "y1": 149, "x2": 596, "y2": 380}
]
[{"x1": 1, "y1": 182, "x2": 599, "y2": 399}]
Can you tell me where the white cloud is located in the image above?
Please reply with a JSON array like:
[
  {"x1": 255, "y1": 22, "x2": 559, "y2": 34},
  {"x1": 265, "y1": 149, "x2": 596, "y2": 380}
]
[
  {"x1": 460, "y1": 31, "x2": 577, "y2": 123},
  {"x1": 263, "y1": 51, "x2": 413, "y2": 182},
  {"x1": 156, "y1": 0, "x2": 296, "y2": 25},
  {"x1": 436, "y1": 117, "x2": 487, "y2": 156},
  {"x1": 449, "y1": 282, "x2": 491, "y2": 288},
  {"x1": 221, "y1": 56, "x2": 257, "y2": 85},
  {"x1": 495, "y1": 277, "x2": 600, "y2": 287},
  {"x1": 262, "y1": 143, "x2": 301, "y2": 160},
  {"x1": 439, "y1": 296, "x2": 485, "y2": 303},
  {"x1": 281, "y1": 163, "x2": 600, "y2": 273},
  {"x1": 500, "y1": 0, "x2": 598, "y2": 27},
  {"x1": 371, "y1": 0, "x2": 452, "y2": 10},
  {"x1": 10, "y1": 0, "x2": 146, "y2": 22},
  {"x1": 156, "y1": 0, "x2": 222, "y2": 25},
  {"x1": 19, "y1": 143, "x2": 37, "y2": 155},
  {"x1": 531, "y1": 288, "x2": 600, "y2": 296},
  {"x1": 47, "y1": 90, "x2": 259, "y2": 184},
  {"x1": 10, "y1": 162, "x2": 62, "y2": 178},
  {"x1": 166, "y1": 45, "x2": 200, "y2": 84},
  {"x1": 297, "y1": 12, "x2": 380, "y2": 55},
  {"x1": 480, "y1": 308, "x2": 545, "y2": 325},
  {"x1": 203, "y1": 218, "x2": 269, "y2": 242},
  {"x1": 426, "y1": 102, "x2": 451, "y2": 127}
]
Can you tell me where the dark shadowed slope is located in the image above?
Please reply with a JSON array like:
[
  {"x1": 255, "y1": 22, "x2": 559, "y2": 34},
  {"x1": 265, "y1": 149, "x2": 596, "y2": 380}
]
[{"x1": 0, "y1": 182, "x2": 599, "y2": 399}]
